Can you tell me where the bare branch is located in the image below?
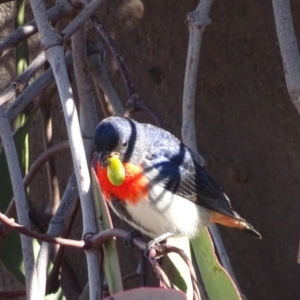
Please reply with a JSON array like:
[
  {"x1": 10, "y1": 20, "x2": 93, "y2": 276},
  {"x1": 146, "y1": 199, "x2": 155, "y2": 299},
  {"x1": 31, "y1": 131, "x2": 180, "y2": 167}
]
[
  {"x1": 91, "y1": 15, "x2": 136, "y2": 100},
  {"x1": 6, "y1": 53, "x2": 73, "y2": 123},
  {"x1": 272, "y1": 0, "x2": 300, "y2": 114},
  {"x1": 0, "y1": 211, "x2": 84, "y2": 248},
  {"x1": 0, "y1": 52, "x2": 46, "y2": 106},
  {"x1": 164, "y1": 246, "x2": 201, "y2": 300},
  {"x1": 1, "y1": 0, "x2": 105, "y2": 107},
  {"x1": 181, "y1": 0, "x2": 242, "y2": 294},
  {"x1": 0, "y1": 2, "x2": 72, "y2": 58},
  {"x1": 0, "y1": 107, "x2": 39, "y2": 299},
  {"x1": 87, "y1": 41, "x2": 125, "y2": 116},
  {"x1": 37, "y1": 174, "x2": 79, "y2": 296},
  {"x1": 72, "y1": 24, "x2": 98, "y2": 155},
  {"x1": 91, "y1": 15, "x2": 162, "y2": 125},
  {"x1": 182, "y1": 0, "x2": 212, "y2": 162},
  {"x1": 61, "y1": 0, "x2": 104, "y2": 42},
  {"x1": 28, "y1": 0, "x2": 102, "y2": 298}
]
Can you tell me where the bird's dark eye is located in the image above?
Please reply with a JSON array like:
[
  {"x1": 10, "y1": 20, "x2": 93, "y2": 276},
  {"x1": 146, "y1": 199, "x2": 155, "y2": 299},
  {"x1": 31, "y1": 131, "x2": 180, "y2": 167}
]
[{"x1": 122, "y1": 141, "x2": 128, "y2": 148}]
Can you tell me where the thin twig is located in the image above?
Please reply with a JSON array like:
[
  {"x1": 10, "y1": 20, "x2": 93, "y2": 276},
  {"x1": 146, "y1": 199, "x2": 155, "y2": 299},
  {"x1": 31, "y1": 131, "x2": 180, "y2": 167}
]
[
  {"x1": 91, "y1": 15, "x2": 163, "y2": 126},
  {"x1": 164, "y1": 245, "x2": 201, "y2": 300},
  {"x1": 90, "y1": 15, "x2": 136, "y2": 100},
  {"x1": 87, "y1": 41, "x2": 124, "y2": 116},
  {"x1": 0, "y1": 211, "x2": 84, "y2": 248}
]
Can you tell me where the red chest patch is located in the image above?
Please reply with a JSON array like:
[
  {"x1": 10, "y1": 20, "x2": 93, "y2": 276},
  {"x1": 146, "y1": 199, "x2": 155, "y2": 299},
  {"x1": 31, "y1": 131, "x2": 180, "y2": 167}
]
[{"x1": 96, "y1": 161, "x2": 149, "y2": 204}]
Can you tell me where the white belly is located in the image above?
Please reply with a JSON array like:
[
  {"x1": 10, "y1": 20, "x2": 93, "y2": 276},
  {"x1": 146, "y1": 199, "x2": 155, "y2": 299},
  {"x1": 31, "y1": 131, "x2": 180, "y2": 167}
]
[{"x1": 120, "y1": 186, "x2": 212, "y2": 238}]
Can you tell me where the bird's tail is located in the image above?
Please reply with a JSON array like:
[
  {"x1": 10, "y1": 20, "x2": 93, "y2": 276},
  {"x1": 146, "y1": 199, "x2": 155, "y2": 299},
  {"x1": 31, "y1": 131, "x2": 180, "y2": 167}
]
[{"x1": 211, "y1": 212, "x2": 262, "y2": 239}]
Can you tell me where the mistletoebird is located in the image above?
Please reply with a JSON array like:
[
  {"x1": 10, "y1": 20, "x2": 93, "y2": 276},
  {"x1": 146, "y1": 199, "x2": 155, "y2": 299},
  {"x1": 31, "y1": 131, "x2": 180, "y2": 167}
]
[{"x1": 93, "y1": 116, "x2": 261, "y2": 240}]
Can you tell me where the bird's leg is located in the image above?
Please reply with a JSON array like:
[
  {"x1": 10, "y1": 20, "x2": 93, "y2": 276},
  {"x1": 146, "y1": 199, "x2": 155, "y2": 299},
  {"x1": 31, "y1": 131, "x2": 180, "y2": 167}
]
[
  {"x1": 124, "y1": 229, "x2": 142, "y2": 246},
  {"x1": 145, "y1": 232, "x2": 174, "y2": 256}
]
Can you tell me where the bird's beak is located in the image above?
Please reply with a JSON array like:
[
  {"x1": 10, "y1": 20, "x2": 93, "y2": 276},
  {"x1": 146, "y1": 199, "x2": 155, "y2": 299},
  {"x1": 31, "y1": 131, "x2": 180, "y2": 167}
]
[{"x1": 99, "y1": 151, "x2": 120, "y2": 167}]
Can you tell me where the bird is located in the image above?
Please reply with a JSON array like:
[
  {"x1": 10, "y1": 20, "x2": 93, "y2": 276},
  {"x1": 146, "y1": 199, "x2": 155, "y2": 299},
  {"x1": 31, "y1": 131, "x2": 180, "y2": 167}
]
[{"x1": 93, "y1": 116, "x2": 261, "y2": 240}]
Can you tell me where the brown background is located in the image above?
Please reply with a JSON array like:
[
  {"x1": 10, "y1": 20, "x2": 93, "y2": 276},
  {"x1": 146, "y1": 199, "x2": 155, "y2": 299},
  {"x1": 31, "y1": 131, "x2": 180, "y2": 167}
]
[
  {"x1": 97, "y1": 1, "x2": 300, "y2": 299},
  {"x1": 1, "y1": 0, "x2": 300, "y2": 299}
]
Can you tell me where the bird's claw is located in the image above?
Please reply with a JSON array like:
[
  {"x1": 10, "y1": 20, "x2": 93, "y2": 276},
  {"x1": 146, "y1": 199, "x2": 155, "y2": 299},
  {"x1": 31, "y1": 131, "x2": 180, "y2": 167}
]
[
  {"x1": 124, "y1": 230, "x2": 142, "y2": 247},
  {"x1": 144, "y1": 232, "x2": 174, "y2": 257}
]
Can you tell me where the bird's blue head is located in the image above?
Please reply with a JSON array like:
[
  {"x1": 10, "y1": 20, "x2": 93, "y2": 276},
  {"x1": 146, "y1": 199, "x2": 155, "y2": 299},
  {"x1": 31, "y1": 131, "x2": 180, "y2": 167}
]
[{"x1": 94, "y1": 116, "x2": 145, "y2": 166}]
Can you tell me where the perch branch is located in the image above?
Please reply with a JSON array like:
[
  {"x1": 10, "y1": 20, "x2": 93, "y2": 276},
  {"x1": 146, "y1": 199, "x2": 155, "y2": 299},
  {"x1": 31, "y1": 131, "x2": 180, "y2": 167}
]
[{"x1": 0, "y1": 209, "x2": 201, "y2": 298}]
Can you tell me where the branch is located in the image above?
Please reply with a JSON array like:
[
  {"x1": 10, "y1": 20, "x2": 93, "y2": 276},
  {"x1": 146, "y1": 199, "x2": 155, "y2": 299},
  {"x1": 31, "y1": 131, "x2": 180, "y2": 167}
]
[
  {"x1": 37, "y1": 174, "x2": 79, "y2": 296},
  {"x1": 91, "y1": 15, "x2": 136, "y2": 100},
  {"x1": 272, "y1": 0, "x2": 300, "y2": 115},
  {"x1": 28, "y1": 0, "x2": 103, "y2": 298},
  {"x1": 0, "y1": 211, "x2": 84, "y2": 248},
  {"x1": 0, "y1": 107, "x2": 39, "y2": 299},
  {"x1": 0, "y1": 140, "x2": 70, "y2": 225},
  {"x1": 0, "y1": 52, "x2": 46, "y2": 106},
  {"x1": 72, "y1": 23, "x2": 98, "y2": 156},
  {"x1": 2, "y1": 0, "x2": 105, "y2": 108},
  {"x1": 0, "y1": 1, "x2": 72, "y2": 58},
  {"x1": 91, "y1": 15, "x2": 163, "y2": 126},
  {"x1": 6, "y1": 53, "x2": 73, "y2": 123},
  {"x1": 182, "y1": 0, "x2": 211, "y2": 164},
  {"x1": 87, "y1": 41, "x2": 125, "y2": 116},
  {"x1": 271, "y1": 0, "x2": 300, "y2": 265},
  {"x1": 181, "y1": 0, "x2": 242, "y2": 294}
]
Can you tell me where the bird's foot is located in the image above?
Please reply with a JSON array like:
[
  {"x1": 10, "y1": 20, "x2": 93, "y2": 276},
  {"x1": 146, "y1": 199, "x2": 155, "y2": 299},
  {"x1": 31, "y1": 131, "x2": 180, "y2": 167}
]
[
  {"x1": 124, "y1": 230, "x2": 142, "y2": 247},
  {"x1": 145, "y1": 232, "x2": 174, "y2": 257}
]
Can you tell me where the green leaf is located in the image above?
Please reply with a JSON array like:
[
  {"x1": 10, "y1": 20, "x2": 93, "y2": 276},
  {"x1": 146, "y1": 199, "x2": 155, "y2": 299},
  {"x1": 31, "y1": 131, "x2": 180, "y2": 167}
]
[
  {"x1": 191, "y1": 228, "x2": 241, "y2": 300},
  {"x1": 91, "y1": 166, "x2": 123, "y2": 293},
  {"x1": 162, "y1": 237, "x2": 193, "y2": 299},
  {"x1": 0, "y1": 127, "x2": 29, "y2": 285}
]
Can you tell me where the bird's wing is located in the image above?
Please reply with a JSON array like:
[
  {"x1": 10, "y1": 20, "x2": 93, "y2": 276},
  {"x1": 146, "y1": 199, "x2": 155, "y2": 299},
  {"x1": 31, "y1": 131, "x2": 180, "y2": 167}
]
[{"x1": 143, "y1": 139, "x2": 237, "y2": 219}]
